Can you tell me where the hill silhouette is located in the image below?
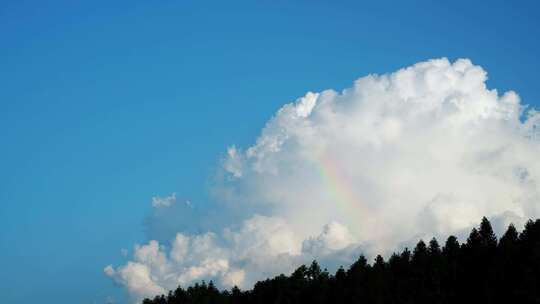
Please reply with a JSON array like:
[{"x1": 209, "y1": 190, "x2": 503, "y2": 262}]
[{"x1": 142, "y1": 217, "x2": 540, "y2": 304}]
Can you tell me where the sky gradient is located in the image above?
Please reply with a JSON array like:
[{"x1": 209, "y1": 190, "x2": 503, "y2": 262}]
[{"x1": 2, "y1": 1, "x2": 540, "y2": 303}]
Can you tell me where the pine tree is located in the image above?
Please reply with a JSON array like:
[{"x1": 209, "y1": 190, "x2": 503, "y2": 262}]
[
  {"x1": 479, "y1": 217, "x2": 497, "y2": 248},
  {"x1": 442, "y1": 236, "x2": 460, "y2": 258},
  {"x1": 428, "y1": 238, "x2": 441, "y2": 255},
  {"x1": 413, "y1": 240, "x2": 428, "y2": 266},
  {"x1": 499, "y1": 223, "x2": 519, "y2": 256},
  {"x1": 307, "y1": 260, "x2": 322, "y2": 281}
]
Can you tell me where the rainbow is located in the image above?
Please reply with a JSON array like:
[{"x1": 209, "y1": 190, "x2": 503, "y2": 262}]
[{"x1": 315, "y1": 151, "x2": 371, "y2": 236}]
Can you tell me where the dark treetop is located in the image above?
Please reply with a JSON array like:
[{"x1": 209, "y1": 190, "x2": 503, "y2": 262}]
[{"x1": 143, "y1": 217, "x2": 540, "y2": 304}]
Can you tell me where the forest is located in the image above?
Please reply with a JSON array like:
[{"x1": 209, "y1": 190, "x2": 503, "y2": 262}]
[{"x1": 142, "y1": 217, "x2": 540, "y2": 304}]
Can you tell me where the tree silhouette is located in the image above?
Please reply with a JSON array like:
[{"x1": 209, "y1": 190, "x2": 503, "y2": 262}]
[
  {"x1": 142, "y1": 217, "x2": 540, "y2": 304},
  {"x1": 479, "y1": 216, "x2": 498, "y2": 248}
]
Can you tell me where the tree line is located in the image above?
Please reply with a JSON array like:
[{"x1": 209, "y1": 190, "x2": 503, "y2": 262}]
[{"x1": 143, "y1": 217, "x2": 540, "y2": 304}]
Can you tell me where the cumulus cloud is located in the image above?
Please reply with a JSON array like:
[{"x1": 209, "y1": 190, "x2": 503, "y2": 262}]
[
  {"x1": 107, "y1": 58, "x2": 540, "y2": 302},
  {"x1": 106, "y1": 215, "x2": 356, "y2": 303}
]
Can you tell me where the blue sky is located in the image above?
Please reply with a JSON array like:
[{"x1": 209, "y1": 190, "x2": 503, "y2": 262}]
[{"x1": 1, "y1": 1, "x2": 540, "y2": 303}]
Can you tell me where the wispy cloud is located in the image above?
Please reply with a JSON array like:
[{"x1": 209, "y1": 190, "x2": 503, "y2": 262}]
[{"x1": 151, "y1": 193, "x2": 177, "y2": 208}]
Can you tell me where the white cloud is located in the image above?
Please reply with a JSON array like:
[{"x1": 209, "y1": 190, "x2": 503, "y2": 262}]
[
  {"x1": 104, "y1": 265, "x2": 115, "y2": 277},
  {"x1": 302, "y1": 222, "x2": 355, "y2": 254},
  {"x1": 106, "y1": 215, "x2": 357, "y2": 303},
  {"x1": 151, "y1": 193, "x2": 176, "y2": 208},
  {"x1": 107, "y1": 58, "x2": 540, "y2": 302},
  {"x1": 218, "y1": 57, "x2": 540, "y2": 250}
]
